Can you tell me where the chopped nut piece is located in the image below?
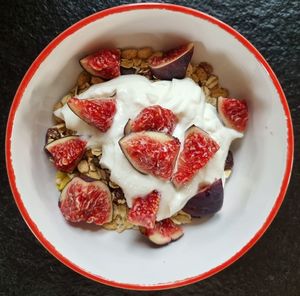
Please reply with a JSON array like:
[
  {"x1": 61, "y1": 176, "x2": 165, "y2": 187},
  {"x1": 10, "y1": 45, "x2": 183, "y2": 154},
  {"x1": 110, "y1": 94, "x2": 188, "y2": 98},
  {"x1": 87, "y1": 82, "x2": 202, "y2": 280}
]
[
  {"x1": 61, "y1": 93, "x2": 72, "y2": 105},
  {"x1": 199, "y1": 62, "x2": 213, "y2": 75},
  {"x1": 137, "y1": 47, "x2": 153, "y2": 59},
  {"x1": 149, "y1": 51, "x2": 163, "y2": 59},
  {"x1": 140, "y1": 61, "x2": 149, "y2": 69},
  {"x1": 89, "y1": 162, "x2": 97, "y2": 172},
  {"x1": 203, "y1": 86, "x2": 211, "y2": 96},
  {"x1": 52, "y1": 114, "x2": 64, "y2": 124},
  {"x1": 87, "y1": 170, "x2": 101, "y2": 180},
  {"x1": 224, "y1": 169, "x2": 232, "y2": 179},
  {"x1": 109, "y1": 181, "x2": 119, "y2": 189},
  {"x1": 91, "y1": 76, "x2": 104, "y2": 84},
  {"x1": 77, "y1": 160, "x2": 89, "y2": 173},
  {"x1": 210, "y1": 87, "x2": 229, "y2": 98},
  {"x1": 206, "y1": 96, "x2": 217, "y2": 107},
  {"x1": 133, "y1": 58, "x2": 142, "y2": 67},
  {"x1": 121, "y1": 48, "x2": 138, "y2": 59},
  {"x1": 171, "y1": 210, "x2": 192, "y2": 225},
  {"x1": 78, "y1": 83, "x2": 90, "y2": 94},
  {"x1": 185, "y1": 63, "x2": 193, "y2": 78},
  {"x1": 77, "y1": 71, "x2": 91, "y2": 89},
  {"x1": 194, "y1": 66, "x2": 208, "y2": 83},
  {"x1": 121, "y1": 59, "x2": 134, "y2": 69},
  {"x1": 205, "y1": 75, "x2": 219, "y2": 89},
  {"x1": 191, "y1": 73, "x2": 200, "y2": 83},
  {"x1": 91, "y1": 147, "x2": 102, "y2": 156}
]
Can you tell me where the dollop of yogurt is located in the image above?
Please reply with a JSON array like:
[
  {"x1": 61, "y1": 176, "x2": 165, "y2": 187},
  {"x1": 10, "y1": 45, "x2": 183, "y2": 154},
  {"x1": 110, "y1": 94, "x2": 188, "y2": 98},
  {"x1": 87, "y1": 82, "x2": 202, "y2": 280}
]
[{"x1": 55, "y1": 75, "x2": 242, "y2": 220}]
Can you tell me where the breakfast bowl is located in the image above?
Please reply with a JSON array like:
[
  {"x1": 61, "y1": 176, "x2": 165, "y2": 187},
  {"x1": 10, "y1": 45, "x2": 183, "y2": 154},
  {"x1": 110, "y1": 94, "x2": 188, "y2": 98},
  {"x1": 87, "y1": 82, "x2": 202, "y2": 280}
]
[{"x1": 6, "y1": 3, "x2": 293, "y2": 290}]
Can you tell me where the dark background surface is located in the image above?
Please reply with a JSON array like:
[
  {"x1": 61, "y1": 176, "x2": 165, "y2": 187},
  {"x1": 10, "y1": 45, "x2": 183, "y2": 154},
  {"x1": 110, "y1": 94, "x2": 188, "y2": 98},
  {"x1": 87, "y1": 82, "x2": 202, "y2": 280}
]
[{"x1": 1, "y1": 0, "x2": 299, "y2": 295}]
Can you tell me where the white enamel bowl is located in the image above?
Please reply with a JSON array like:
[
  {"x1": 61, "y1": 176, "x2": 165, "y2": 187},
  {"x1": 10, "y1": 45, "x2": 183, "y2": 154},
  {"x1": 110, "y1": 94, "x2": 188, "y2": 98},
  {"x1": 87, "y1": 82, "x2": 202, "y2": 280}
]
[{"x1": 6, "y1": 3, "x2": 293, "y2": 290}]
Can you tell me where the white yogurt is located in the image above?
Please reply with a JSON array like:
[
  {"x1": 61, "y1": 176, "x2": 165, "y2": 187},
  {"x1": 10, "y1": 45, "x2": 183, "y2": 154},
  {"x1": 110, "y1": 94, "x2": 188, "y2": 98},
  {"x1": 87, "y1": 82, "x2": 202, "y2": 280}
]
[{"x1": 55, "y1": 75, "x2": 242, "y2": 220}]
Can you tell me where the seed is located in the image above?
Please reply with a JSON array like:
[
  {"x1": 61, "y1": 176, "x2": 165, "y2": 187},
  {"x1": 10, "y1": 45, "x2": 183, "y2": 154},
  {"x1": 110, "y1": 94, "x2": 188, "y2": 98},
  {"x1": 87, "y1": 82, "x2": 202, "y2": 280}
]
[
  {"x1": 210, "y1": 87, "x2": 229, "y2": 98},
  {"x1": 77, "y1": 71, "x2": 90, "y2": 89},
  {"x1": 121, "y1": 48, "x2": 138, "y2": 59},
  {"x1": 138, "y1": 47, "x2": 153, "y2": 59},
  {"x1": 206, "y1": 75, "x2": 219, "y2": 89},
  {"x1": 90, "y1": 76, "x2": 104, "y2": 84},
  {"x1": 77, "y1": 160, "x2": 89, "y2": 173}
]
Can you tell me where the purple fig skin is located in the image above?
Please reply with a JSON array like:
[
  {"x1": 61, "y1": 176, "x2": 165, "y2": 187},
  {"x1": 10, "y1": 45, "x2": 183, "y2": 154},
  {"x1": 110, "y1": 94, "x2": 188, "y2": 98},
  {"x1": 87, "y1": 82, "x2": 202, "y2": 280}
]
[
  {"x1": 123, "y1": 119, "x2": 132, "y2": 135},
  {"x1": 150, "y1": 43, "x2": 194, "y2": 80},
  {"x1": 183, "y1": 179, "x2": 223, "y2": 217},
  {"x1": 225, "y1": 150, "x2": 234, "y2": 170},
  {"x1": 80, "y1": 57, "x2": 100, "y2": 77}
]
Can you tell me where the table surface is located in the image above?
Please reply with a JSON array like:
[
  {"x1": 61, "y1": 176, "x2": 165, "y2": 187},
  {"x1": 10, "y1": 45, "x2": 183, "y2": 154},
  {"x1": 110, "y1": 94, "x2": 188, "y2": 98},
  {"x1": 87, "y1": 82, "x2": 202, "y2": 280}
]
[{"x1": 1, "y1": 1, "x2": 299, "y2": 295}]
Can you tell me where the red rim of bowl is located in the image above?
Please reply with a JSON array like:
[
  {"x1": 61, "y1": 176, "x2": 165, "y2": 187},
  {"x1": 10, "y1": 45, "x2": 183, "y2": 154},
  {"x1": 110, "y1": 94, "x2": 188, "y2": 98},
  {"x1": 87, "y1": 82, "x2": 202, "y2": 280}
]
[{"x1": 5, "y1": 3, "x2": 294, "y2": 291}]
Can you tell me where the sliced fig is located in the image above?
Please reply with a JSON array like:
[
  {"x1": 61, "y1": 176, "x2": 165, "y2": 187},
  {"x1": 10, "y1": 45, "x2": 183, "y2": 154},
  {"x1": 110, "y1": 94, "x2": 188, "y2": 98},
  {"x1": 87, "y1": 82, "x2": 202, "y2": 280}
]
[
  {"x1": 127, "y1": 105, "x2": 178, "y2": 135},
  {"x1": 149, "y1": 43, "x2": 194, "y2": 80},
  {"x1": 119, "y1": 131, "x2": 181, "y2": 180},
  {"x1": 67, "y1": 97, "x2": 117, "y2": 132},
  {"x1": 183, "y1": 179, "x2": 223, "y2": 217},
  {"x1": 45, "y1": 136, "x2": 87, "y2": 173},
  {"x1": 140, "y1": 218, "x2": 184, "y2": 245},
  {"x1": 80, "y1": 49, "x2": 120, "y2": 79},
  {"x1": 217, "y1": 97, "x2": 248, "y2": 132},
  {"x1": 128, "y1": 190, "x2": 160, "y2": 228},
  {"x1": 59, "y1": 176, "x2": 112, "y2": 225},
  {"x1": 172, "y1": 125, "x2": 220, "y2": 188}
]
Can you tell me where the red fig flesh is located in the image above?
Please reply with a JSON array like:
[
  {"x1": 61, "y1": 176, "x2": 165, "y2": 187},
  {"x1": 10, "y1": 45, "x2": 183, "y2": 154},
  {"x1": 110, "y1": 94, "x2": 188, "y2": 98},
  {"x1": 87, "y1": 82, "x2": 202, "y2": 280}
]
[
  {"x1": 183, "y1": 179, "x2": 224, "y2": 217},
  {"x1": 59, "y1": 177, "x2": 112, "y2": 225},
  {"x1": 217, "y1": 97, "x2": 248, "y2": 132},
  {"x1": 45, "y1": 136, "x2": 87, "y2": 173},
  {"x1": 128, "y1": 105, "x2": 178, "y2": 135},
  {"x1": 67, "y1": 97, "x2": 117, "y2": 132},
  {"x1": 141, "y1": 218, "x2": 183, "y2": 245},
  {"x1": 80, "y1": 49, "x2": 120, "y2": 79},
  {"x1": 172, "y1": 126, "x2": 220, "y2": 188},
  {"x1": 119, "y1": 131, "x2": 181, "y2": 180},
  {"x1": 128, "y1": 190, "x2": 160, "y2": 228},
  {"x1": 149, "y1": 43, "x2": 194, "y2": 80}
]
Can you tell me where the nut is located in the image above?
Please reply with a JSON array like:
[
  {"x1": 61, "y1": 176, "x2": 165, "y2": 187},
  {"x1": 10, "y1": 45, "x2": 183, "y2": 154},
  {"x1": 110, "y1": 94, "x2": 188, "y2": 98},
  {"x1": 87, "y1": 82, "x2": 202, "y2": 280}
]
[
  {"x1": 133, "y1": 58, "x2": 142, "y2": 67},
  {"x1": 194, "y1": 66, "x2": 208, "y2": 83},
  {"x1": 87, "y1": 170, "x2": 100, "y2": 180},
  {"x1": 89, "y1": 162, "x2": 97, "y2": 172},
  {"x1": 77, "y1": 71, "x2": 90, "y2": 89},
  {"x1": 91, "y1": 76, "x2": 104, "y2": 85},
  {"x1": 191, "y1": 73, "x2": 200, "y2": 83},
  {"x1": 205, "y1": 75, "x2": 219, "y2": 89},
  {"x1": 149, "y1": 51, "x2": 163, "y2": 59},
  {"x1": 61, "y1": 93, "x2": 72, "y2": 105},
  {"x1": 121, "y1": 59, "x2": 134, "y2": 69},
  {"x1": 140, "y1": 61, "x2": 149, "y2": 69},
  {"x1": 109, "y1": 181, "x2": 119, "y2": 189},
  {"x1": 91, "y1": 147, "x2": 102, "y2": 157},
  {"x1": 171, "y1": 210, "x2": 192, "y2": 225},
  {"x1": 137, "y1": 47, "x2": 153, "y2": 59},
  {"x1": 52, "y1": 114, "x2": 64, "y2": 124},
  {"x1": 121, "y1": 48, "x2": 138, "y2": 59},
  {"x1": 210, "y1": 87, "x2": 229, "y2": 98},
  {"x1": 206, "y1": 96, "x2": 217, "y2": 107},
  {"x1": 77, "y1": 160, "x2": 89, "y2": 174},
  {"x1": 203, "y1": 86, "x2": 211, "y2": 96},
  {"x1": 199, "y1": 62, "x2": 213, "y2": 75}
]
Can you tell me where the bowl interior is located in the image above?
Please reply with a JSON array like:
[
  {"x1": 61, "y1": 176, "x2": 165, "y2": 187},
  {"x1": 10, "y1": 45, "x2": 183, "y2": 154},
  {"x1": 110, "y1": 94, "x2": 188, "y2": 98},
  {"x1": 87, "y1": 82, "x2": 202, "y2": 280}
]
[{"x1": 9, "y1": 6, "x2": 290, "y2": 287}]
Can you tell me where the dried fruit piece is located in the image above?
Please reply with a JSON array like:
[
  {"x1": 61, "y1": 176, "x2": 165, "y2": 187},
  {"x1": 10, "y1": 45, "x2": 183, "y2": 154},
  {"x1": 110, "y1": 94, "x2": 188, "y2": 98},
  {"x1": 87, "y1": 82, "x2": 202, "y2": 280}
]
[
  {"x1": 183, "y1": 179, "x2": 224, "y2": 217},
  {"x1": 45, "y1": 136, "x2": 87, "y2": 173},
  {"x1": 59, "y1": 177, "x2": 112, "y2": 225},
  {"x1": 77, "y1": 71, "x2": 91, "y2": 89},
  {"x1": 119, "y1": 131, "x2": 181, "y2": 180},
  {"x1": 172, "y1": 126, "x2": 220, "y2": 188},
  {"x1": 127, "y1": 105, "x2": 178, "y2": 135},
  {"x1": 217, "y1": 97, "x2": 248, "y2": 132},
  {"x1": 141, "y1": 218, "x2": 183, "y2": 245},
  {"x1": 80, "y1": 49, "x2": 121, "y2": 79},
  {"x1": 149, "y1": 43, "x2": 194, "y2": 80},
  {"x1": 68, "y1": 97, "x2": 117, "y2": 132},
  {"x1": 128, "y1": 190, "x2": 160, "y2": 228}
]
